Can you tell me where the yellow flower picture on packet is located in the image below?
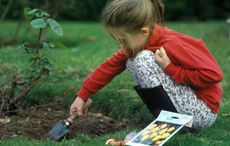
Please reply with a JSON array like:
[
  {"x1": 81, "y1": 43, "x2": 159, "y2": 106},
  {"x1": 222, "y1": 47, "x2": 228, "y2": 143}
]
[{"x1": 126, "y1": 110, "x2": 193, "y2": 146}]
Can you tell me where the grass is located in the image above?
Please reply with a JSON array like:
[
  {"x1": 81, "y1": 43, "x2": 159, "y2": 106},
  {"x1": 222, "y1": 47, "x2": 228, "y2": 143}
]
[
  {"x1": 0, "y1": 131, "x2": 128, "y2": 146},
  {"x1": 0, "y1": 20, "x2": 230, "y2": 145}
]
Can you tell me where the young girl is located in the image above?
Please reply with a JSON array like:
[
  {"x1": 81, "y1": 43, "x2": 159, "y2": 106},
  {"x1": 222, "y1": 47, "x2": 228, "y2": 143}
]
[{"x1": 69, "y1": 0, "x2": 223, "y2": 129}]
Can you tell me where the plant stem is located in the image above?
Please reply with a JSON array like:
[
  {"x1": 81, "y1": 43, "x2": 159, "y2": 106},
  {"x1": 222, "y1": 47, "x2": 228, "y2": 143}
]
[
  {"x1": 38, "y1": 28, "x2": 42, "y2": 42},
  {"x1": 0, "y1": 0, "x2": 13, "y2": 21},
  {"x1": 36, "y1": 28, "x2": 43, "y2": 56}
]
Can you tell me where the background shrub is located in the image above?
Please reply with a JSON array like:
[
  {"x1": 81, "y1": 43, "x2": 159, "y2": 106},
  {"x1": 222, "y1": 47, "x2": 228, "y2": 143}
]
[{"x1": 0, "y1": 0, "x2": 229, "y2": 21}]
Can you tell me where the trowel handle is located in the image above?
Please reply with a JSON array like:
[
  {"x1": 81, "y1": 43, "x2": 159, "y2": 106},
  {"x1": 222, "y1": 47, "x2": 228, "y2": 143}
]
[
  {"x1": 67, "y1": 113, "x2": 78, "y2": 123},
  {"x1": 66, "y1": 98, "x2": 93, "y2": 124},
  {"x1": 83, "y1": 98, "x2": 93, "y2": 112}
]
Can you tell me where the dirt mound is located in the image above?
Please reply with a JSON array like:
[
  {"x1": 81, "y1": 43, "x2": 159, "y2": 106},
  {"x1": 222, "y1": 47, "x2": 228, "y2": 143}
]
[{"x1": 0, "y1": 102, "x2": 128, "y2": 140}]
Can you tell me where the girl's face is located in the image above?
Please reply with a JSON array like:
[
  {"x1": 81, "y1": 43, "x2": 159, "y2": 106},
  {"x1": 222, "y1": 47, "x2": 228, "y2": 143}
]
[{"x1": 110, "y1": 27, "x2": 151, "y2": 50}]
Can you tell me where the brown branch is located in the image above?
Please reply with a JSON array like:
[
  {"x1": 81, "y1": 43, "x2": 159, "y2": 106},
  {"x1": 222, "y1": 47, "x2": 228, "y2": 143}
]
[
  {"x1": 10, "y1": 77, "x2": 26, "y2": 86},
  {"x1": 9, "y1": 80, "x2": 16, "y2": 98},
  {"x1": 8, "y1": 74, "x2": 27, "y2": 98},
  {"x1": 9, "y1": 75, "x2": 42, "y2": 105},
  {"x1": 0, "y1": 89, "x2": 5, "y2": 116},
  {"x1": 0, "y1": 79, "x2": 8, "y2": 88}
]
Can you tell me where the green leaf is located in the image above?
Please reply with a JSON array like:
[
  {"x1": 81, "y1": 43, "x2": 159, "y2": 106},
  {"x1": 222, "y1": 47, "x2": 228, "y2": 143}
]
[
  {"x1": 40, "y1": 57, "x2": 49, "y2": 64},
  {"x1": 43, "y1": 64, "x2": 52, "y2": 71},
  {"x1": 17, "y1": 44, "x2": 31, "y2": 54},
  {"x1": 35, "y1": 10, "x2": 49, "y2": 17},
  {"x1": 24, "y1": 7, "x2": 49, "y2": 19},
  {"x1": 42, "y1": 42, "x2": 50, "y2": 49},
  {"x1": 17, "y1": 44, "x2": 26, "y2": 50},
  {"x1": 55, "y1": 42, "x2": 68, "y2": 49},
  {"x1": 49, "y1": 43, "x2": 56, "y2": 48},
  {"x1": 24, "y1": 7, "x2": 33, "y2": 20},
  {"x1": 47, "y1": 18, "x2": 63, "y2": 36},
  {"x1": 29, "y1": 56, "x2": 40, "y2": 64},
  {"x1": 31, "y1": 18, "x2": 47, "y2": 28},
  {"x1": 27, "y1": 9, "x2": 37, "y2": 16},
  {"x1": 24, "y1": 7, "x2": 31, "y2": 15}
]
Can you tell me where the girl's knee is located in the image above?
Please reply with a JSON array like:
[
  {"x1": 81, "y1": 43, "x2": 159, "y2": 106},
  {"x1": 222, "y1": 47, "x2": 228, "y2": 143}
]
[
  {"x1": 126, "y1": 50, "x2": 156, "y2": 70},
  {"x1": 126, "y1": 50, "x2": 167, "y2": 88},
  {"x1": 135, "y1": 50, "x2": 155, "y2": 61},
  {"x1": 133, "y1": 50, "x2": 158, "y2": 69}
]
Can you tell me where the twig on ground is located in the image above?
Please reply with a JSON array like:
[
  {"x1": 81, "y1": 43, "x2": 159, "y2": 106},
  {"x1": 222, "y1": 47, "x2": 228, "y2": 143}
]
[{"x1": 0, "y1": 89, "x2": 6, "y2": 116}]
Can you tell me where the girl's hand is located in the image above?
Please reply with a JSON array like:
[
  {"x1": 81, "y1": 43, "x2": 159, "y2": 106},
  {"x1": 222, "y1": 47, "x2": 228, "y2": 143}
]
[
  {"x1": 155, "y1": 47, "x2": 171, "y2": 69},
  {"x1": 69, "y1": 96, "x2": 85, "y2": 116},
  {"x1": 69, "y1": 97, "x2": 92, "y2": 123}
]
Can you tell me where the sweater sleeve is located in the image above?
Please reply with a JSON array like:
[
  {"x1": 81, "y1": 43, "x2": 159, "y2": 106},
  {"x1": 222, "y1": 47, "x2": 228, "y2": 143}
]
[
  {"x1": 77, "y1": 49, "x2": 128, "y2": 101},
  {"x1": 163, "y1": 37, "x2": 223, "y2": 88}
]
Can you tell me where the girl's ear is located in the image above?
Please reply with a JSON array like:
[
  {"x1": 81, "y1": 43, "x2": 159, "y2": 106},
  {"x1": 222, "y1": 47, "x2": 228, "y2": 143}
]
[{"x1": 140, "y1": 27, "x2": 150, "y2": 36}]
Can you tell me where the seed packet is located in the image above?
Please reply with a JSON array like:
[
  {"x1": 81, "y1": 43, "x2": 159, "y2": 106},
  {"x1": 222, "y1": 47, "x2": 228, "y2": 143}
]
[{"x1": 125, "y1": 110, "x2": 193, "y2": 146}]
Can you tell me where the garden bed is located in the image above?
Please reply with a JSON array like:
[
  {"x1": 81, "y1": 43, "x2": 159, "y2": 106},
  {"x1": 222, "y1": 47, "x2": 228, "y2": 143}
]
[{"x1": 0, "y1": 102, "x2": 128, "y2": 140}]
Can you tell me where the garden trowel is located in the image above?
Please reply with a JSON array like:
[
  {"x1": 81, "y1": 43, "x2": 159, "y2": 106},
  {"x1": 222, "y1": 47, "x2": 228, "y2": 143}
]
[{"x1": 47, "y1": 98, "x2": 92, "y2": 140}]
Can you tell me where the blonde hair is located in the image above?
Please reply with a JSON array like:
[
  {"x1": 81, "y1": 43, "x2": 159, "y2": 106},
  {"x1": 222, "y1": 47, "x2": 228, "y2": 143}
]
[{"x1": 102, "y1": 0, "x2": 164, "y2": 55}]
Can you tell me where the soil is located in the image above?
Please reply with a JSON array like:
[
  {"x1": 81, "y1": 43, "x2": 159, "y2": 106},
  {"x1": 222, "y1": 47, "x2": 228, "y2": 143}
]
[{"x1": 0, "y1": 102, "x2": 129, "y2": 140}]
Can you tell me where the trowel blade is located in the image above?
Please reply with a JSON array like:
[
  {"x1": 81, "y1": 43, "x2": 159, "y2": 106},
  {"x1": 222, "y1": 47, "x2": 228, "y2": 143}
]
[{"x1": 47, "y1": 122, "x2": 70, "y2": 140}]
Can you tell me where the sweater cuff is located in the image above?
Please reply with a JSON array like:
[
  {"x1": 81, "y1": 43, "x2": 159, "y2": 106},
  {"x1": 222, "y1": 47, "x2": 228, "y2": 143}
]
[{"x1": 77, "y1": 87, "x2": 91, "y2": 101}]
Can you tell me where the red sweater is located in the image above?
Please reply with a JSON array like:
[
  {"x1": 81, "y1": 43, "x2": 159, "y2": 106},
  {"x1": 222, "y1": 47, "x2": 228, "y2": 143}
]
[{"x1": 77, "y1": 25, "x2": 223, "y2": 113}]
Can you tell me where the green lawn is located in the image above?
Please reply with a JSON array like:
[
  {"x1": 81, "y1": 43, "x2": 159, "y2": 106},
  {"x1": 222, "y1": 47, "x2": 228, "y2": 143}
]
[{"x1": 0, "y1": 20, "x2": 230, "y2": 146}]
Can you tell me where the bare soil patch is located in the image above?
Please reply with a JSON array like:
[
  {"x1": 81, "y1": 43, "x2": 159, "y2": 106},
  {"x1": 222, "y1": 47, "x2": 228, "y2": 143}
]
[{"x1": 0, "y1": 102, "x2": 128, "y2": 140}]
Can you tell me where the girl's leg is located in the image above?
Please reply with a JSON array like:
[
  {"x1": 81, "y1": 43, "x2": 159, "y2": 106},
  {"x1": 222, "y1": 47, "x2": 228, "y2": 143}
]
[{"x1": 126, "y1": 50, "x2": 217, "y2": 129}]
